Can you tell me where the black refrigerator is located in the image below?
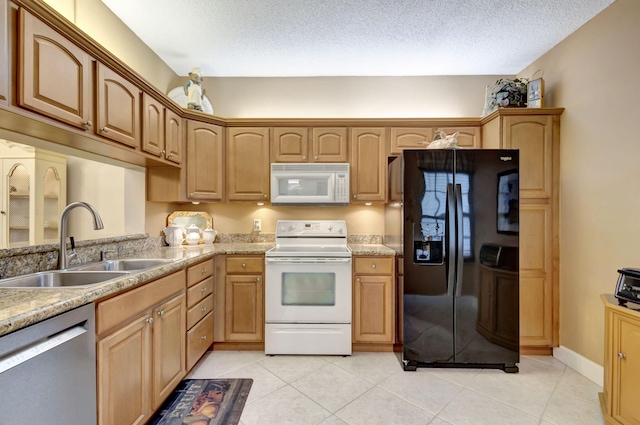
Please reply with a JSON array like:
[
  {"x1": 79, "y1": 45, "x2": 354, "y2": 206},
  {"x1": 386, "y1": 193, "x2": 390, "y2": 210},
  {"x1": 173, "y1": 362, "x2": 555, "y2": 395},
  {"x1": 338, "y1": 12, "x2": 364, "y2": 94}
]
[{"x1": 385, "y1": 149, "x2": 520, "y2": 373}]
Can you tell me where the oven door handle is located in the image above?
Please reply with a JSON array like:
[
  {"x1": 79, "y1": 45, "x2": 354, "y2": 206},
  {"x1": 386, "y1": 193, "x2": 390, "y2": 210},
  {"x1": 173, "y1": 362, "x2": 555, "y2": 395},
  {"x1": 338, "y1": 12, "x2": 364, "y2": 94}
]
[{"x1": 265, "y1": 257, "x2": 352, "y2": 264}]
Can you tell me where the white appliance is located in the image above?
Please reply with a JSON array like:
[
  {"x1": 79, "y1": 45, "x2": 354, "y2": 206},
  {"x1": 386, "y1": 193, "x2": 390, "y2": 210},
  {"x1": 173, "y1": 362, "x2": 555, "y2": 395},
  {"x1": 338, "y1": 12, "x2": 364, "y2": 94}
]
[
  {"x1": 270, "y1": 163, "x2": 350, "y2": 206},
  {"x1": 265, "y1": 220, "x2": 352, "y2": 355}
]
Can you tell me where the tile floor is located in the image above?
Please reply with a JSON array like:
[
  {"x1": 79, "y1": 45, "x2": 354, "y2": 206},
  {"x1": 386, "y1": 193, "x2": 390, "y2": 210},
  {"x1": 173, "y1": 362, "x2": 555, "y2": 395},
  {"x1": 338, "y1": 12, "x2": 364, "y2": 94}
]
[{"x1": 187, "y1": 351, "x2": 605, "y2": 425}]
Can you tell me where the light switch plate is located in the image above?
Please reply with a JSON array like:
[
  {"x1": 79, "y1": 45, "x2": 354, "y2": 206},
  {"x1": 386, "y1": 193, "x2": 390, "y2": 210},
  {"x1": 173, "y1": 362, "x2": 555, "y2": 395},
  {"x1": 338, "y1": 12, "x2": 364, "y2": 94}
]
[{"x1": 253, "y1": 219, "x2": 261, "y2": 232}]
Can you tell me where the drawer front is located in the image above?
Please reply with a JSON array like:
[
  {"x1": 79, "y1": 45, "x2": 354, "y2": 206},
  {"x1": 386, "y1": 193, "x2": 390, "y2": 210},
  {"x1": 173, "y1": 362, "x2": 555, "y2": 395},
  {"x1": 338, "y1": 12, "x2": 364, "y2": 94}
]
[
  {"x1": 97, "y1": 270, "x2": 185, "y2": 335},
  {"x1": 187, "y1": 294, "x2": 213, "y2": 330},
  {"x1": 187, "y1": 311, "x2": 214, "y2": 370},
  {"x1": 187, "y1": 259, "x2": 214, "y2": 287},
  {"x1": 226, "y1": 256, "x2": 263, "y2": 274},
  {"x1": 187, "y1": 276, "x2": 214, "y2": 308},
  {"x1": 354, "y1": 256, "x2": 393, "y2": 275}
]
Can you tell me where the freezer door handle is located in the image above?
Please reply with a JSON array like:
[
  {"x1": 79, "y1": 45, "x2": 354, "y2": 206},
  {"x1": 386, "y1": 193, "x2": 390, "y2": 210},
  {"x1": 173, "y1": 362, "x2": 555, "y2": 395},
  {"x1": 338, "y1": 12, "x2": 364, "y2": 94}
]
[
  {"x1": 455, "y1": 183, "x2": 464, "y2": 297},
  {"x1": 446, "y1": 183, "x2": 456, "y2": 297}
]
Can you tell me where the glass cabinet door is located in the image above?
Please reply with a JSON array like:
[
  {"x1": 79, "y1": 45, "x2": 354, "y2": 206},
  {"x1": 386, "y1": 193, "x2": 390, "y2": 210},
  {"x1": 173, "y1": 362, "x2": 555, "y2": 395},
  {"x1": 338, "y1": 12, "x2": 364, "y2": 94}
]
[
  {"x1": 42, "y1": 167, "x2": 61, "y2": 242},
  {"x1": 7, "y1": 164, "x2": 30, "y2": 247}
]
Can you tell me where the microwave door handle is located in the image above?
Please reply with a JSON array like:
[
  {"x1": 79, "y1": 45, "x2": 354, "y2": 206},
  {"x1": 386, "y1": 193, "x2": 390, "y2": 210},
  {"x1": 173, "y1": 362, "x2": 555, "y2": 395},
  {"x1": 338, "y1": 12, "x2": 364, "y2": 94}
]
[
  {"x1": 446, "y1": 183, "x2": 456, "y2": 297},
  {"x1": 455, "y1": 183, "x2": 464, "y2": 297}
]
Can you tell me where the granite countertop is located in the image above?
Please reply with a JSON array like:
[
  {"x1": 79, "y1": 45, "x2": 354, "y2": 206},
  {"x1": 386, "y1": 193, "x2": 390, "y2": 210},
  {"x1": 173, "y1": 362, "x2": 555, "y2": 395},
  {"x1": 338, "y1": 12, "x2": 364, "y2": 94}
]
[{"x1": 0, "y1": 242, "x2": 396, "y2": 337}]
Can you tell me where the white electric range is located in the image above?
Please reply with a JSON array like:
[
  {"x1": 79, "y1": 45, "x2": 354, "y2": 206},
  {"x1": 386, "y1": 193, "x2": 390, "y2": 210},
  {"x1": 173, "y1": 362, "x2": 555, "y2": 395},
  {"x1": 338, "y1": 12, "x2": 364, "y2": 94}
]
[{"x1": 265, "y1": 220, "x2": 352, "y2": 355}]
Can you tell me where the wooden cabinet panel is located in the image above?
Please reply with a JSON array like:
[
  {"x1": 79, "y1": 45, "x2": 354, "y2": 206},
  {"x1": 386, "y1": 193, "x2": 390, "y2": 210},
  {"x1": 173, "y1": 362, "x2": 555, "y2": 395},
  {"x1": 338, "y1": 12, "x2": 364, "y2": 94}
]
[
  {"x1": 353, "y1": 274, "x2": 394, "y2": 343},
  {"x1": 272, "y1": 127, "x2": 308, "y2": 162},
  {"x1": 187, "y1": 294, "x2": 213, "y2": 329},
  {"x1": 187, "y1": 276, "x2": 214, "y2": 308},
  {"x1": 187, "y1": 311, "x2": 214, "y2": 370},
  {"x1": 519, "y1": 204, "x2": 552, "y2": 274},
  {"x1": 390, "y1": 128, "x2": 432, "y2": 154},
  {"x1": 226, "y1": 256, "x2": 263, "y2": 274},
  {"x1": 225, "y1": 274, "x2": 264, "y2": 341},
  {"x1": 502, "y1": 115, "x2": 553, "y2": 198},
  {"x1": 187, "y1": 259, "x2": 214, "y2": 287},
  {"x1": 354, "y1": 256, "x2": 393, "y2": 275},
  {"x1": 186, "y1": 120, "x2": 224, "y2": 201},
  {"x1": 97, "y1": 314, "x2": 152, "y2": 425},
  {"x1": 96, "y1": 62, "x2": 141, "y2": 148},
  {"x1": 152, "y1": 294, "x2": 186, "y2": 410},
  {"x1": 350, "y1": 128, "x2": 387, "y2": 202},
  {"x1": 19, "y1": 9, "x2": 92, "y2": 130},
  {"x1": 227, "y1": 127, "x2": 270, "y2": 201},
  {"x1": 312, "y1": 128, "x2": 348, "y2": 162},
  {"x1": 142, "y1": 94, "x2": 163, "y2": 157},
  {"x1": 164, "y1": 109, "x2": 183, "y2": 164},
  {"x1": 0, "y1": 0, "x2": 7, "y2": 105}
]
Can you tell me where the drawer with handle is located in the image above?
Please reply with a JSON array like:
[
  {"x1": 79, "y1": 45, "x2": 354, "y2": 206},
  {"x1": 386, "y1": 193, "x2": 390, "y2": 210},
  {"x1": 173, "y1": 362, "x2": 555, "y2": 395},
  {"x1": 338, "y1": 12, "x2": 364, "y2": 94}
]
[
  {"x1": 187, "y1": 294, "x2": 213, "y2": 329},
  {"x1": 187, "y1": 259, "x2": 214, "y2": 287},
  {"x1": 187, "y1": 276, "x2": 213, "y2": 308}
]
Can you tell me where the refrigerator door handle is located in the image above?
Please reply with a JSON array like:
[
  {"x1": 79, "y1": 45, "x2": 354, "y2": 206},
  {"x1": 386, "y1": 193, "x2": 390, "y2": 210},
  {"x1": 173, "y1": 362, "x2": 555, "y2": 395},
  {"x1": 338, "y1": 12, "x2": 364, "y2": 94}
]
[
  {"x1": 446, "y1": 183, "x2": 456, "y2": 297},
  {"x1": 455, "y1": 184, "x2": 464, "y2": 297}
]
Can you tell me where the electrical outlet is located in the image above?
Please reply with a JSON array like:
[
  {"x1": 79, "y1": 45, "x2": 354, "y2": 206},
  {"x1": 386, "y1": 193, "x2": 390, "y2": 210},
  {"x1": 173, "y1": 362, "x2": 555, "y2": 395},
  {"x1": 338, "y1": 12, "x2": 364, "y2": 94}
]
[{"x1": 253, "y1": 219, "x2": 261, "y2": 232}]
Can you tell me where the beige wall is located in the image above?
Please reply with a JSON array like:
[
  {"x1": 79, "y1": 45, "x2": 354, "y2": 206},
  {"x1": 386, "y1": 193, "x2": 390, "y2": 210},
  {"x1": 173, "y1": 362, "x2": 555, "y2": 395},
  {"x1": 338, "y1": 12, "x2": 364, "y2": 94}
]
[{"x1": 520, "y1": 0, "x2": 640, "y2": 365}]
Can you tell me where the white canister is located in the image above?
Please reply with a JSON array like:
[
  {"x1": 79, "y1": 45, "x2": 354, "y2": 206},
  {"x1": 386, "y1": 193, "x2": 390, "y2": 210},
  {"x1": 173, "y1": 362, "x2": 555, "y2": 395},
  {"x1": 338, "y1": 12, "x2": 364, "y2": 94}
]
[
  {"x1": 163, "y1": 224, "x2": 184, "y2": 247},
  {"x1": 185, "y1": 224, "x2": 202, "y2": 245},
  {"x1": 202, "y1": 228, "x2": 217, "y2": 245}
]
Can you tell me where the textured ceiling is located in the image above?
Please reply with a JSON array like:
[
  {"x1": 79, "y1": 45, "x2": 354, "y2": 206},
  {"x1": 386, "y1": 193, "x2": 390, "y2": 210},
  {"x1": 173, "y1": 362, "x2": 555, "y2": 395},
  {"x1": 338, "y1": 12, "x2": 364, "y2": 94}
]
[{"x1": 100, "y1": 0, "x2": 615, "y2": 77}]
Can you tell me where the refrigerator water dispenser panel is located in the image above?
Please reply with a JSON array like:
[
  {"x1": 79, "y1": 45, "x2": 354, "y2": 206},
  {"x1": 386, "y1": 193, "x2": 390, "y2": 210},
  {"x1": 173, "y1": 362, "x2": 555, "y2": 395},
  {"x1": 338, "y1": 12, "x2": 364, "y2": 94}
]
[{"x1": 414, "y1": 240, "x2": 443, "y2": 264}]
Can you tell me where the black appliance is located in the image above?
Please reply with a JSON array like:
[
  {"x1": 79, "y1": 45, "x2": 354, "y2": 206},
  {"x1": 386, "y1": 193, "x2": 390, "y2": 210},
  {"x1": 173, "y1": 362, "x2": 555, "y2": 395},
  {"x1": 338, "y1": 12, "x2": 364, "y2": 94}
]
[
  {"x1": 385, "y1": 149, "x2": 520, "y2": 373},
  {"x1": 615, "y1": 268, "x2": 640, "y2": 306}
]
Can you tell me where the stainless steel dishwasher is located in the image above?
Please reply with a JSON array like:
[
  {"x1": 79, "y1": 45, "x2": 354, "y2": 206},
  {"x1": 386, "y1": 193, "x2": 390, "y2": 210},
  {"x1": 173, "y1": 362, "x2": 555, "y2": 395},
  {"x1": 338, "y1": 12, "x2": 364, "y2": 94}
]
[{"x1": 0, "y1": 303, "x2": 96, "y2": 424}]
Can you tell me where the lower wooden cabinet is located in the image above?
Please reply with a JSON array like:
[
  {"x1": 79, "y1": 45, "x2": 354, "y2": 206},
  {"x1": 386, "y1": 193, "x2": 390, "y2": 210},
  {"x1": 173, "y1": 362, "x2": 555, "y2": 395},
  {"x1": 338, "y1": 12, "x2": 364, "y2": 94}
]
[
  {"x1": 96, "y1": 270, "x2": 186, "y2": 425},
  {"x1": 353, "y1": 256, "x2": 395, "y2": 347},
  {"x1": 185, "y1": 259, "x2": 214, "y2": 370},
  {"x1": 214, "y1": 255, "x2": 264, "y2": 345},
  {"x1": 600, "y1": 294, "x2": 640, "y2": 425}
]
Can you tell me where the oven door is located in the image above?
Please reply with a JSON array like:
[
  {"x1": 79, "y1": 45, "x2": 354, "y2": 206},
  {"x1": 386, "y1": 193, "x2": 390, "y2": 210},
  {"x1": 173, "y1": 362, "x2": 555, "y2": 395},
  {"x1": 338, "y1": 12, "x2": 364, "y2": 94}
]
[{"x1": 265, "y1": 257, "x2": 352, "y2": 323}]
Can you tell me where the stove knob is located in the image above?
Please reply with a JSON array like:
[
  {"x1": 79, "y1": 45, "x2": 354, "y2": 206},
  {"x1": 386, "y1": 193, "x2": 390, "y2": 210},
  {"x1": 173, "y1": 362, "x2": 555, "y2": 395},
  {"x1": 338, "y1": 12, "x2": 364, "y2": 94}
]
[
  {"x1": 288, "y1": 224, "x2": 295, "y2": 231},
  {"x1": 338, "y1": 228, "x2": 344, "y2": 234},
  {"x1": 328, "y1": 225, "x2": 333, "y2": 232}
]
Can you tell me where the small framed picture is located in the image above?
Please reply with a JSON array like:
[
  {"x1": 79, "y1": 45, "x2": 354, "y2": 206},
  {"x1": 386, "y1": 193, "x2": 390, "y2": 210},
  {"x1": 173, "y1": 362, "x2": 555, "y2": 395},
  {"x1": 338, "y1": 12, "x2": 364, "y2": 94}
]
[{"x1": 527, "y1": 78, "x2": 544, "y2": 108}]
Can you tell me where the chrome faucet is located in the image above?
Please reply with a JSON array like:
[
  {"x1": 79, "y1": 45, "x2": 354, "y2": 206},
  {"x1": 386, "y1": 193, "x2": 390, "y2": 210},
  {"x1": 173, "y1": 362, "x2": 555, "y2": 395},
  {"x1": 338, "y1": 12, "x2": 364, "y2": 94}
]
[{"x1": 58, "y1": 202, "x2": 104, "y2": 269}]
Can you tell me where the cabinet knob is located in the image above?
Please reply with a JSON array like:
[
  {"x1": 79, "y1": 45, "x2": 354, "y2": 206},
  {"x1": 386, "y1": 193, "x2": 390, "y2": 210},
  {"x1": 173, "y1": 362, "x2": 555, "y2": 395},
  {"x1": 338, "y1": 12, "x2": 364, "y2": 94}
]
[
  {"x1": 356, "y1": 277, "x2": 361, "y2": 282},
  {"x1": 263, "y1": 194, "x2": 268, "y2": 198},
  {"x1": 201, "y1": 307, "x2": 207, "y2": 313},
  {"x1": 353, "y1": 195, "x2": 357, "y2": 199},
  {"x1": 201, "y1": 268, "x2": 207, "y2": 274},
  {"x1": 146, "y1": 317, "x2": 154, "y2": 324},
  {"x1": 161, "y1": 150, "x2": 166, "y2": 156},
  {"x1": 189, "y1": 192, "x2": 195, "y2": 197},
  {"x1": 302, "y1": 156, "x2": 306, "y2": 160},
  {"x1": 242, "y1": 263, "x2": 246, "y2": 268},
  {"x1": 314, "y1": 156, "x2": 318, "y2": 160},
  {"x1": 257, "y1": 277, "x2": 261, "y2": 282},
  {"x1": 157, "y1": 309, "x2": 165, "y2": 317},
  {"x1": 201, "y1": 335, "x2": 207, "y2": 341},
  {"x1": 618, "y1": 352, "x2": 626, "y2": 359},
  {"x1": 372, "y1": 263, "x2": 376, "y2": 269},
  {"x1": 82, "y1": 120, "x2": 92, "y2": 129},
  {"x1": 201, "y1": 287, "x2": 207, "y2": 293},
  {"x1": 167, "y1": 153, "x2": 173, "y2": 158},
  {"x1": 100, "y1": 127, "x2": 108, "y2": 133}
]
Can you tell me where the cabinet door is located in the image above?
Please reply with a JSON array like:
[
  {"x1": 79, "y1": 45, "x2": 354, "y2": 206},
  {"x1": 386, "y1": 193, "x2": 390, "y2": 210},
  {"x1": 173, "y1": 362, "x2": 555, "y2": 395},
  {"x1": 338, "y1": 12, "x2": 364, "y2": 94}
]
[
  {"x1": 227, "y1": 127, "x2": 270, "y2": 201},
  {"x1": 142, "y1": 94, "x2": 164, "y2": 157},
  {"x1": 437, "y1": 127, "x2": 480, "y2": 148},
  {"x1": 225, "y1": 274, "x2": 264, "y2": 341},
  {"x1": 390, "y1": 128, "x2": 432, "y2": 155},
  {"x1": 350, "y1": 128, "x2": 387, "y2": 202},
  {"x1": 272, "y1": 127, "x2": 308, "y2": 162},
  {"x1": 97, "y1": 314, "x2": 152, "y2": 425},
  {"x1": 312, "y1": 128, "x2": 348, "y2": 162},
  {"x1": 152, "y1": 294, "x2": 186, "y2": 411},
  {"x1": 186, "y1": 120, "x2": 224, "y2": 201},
  {"x1": 519, "y1": 203, "x2": 553, "y2": 347},
  {"x1": 614, "y1": 314, "x2": 640, "y2": 425},
  {"x1": 0, "y1": 0, "x2": 7, "y2": 106},
  {"x1": 19, "y1": 9, "x2": 92, "y2": 130},
  {"x1": 502, "y1": 115, "x2": 553, "y2": 198},
  {"x1": 96, "y1": 63, "x2": 141, "y2": 148},
  {"x1": 164, "y1": 110, "x2": 183, "y2": 164},
  {"x1": 353, "y1": 274, "x2": 394, "y2": 343}
]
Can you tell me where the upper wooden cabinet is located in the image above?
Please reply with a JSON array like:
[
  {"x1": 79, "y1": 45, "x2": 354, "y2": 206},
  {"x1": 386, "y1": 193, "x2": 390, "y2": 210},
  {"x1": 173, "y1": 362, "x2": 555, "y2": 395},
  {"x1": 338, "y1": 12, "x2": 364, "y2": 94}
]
[
  {"x1": 0, "y1": 0, "x2": 8, "y2": 106},
  {"x1": 142, "y1": 94, "x2": 183, "y2": 164},
  {"x1": 186, "y1": 120, "x2": 224, "y2": 201},
  {"x1": 96, "y1": 62, "x2": 141, "y2": 148},
  {"x1": 272, "y1": 127, "x2": 347, "y2": 162},
  {"x1": 227, "y1": 127, "x2": 270, "y2": 201},
  {"x1": 18, "y1": 8, "x2": 93, "y2": 130},
  {"x1": 350, "y1": 128, "x2": 387, "y2": 202},
  {"x1": 390, "y1": 128, "x2": 432, "y2": 155}
]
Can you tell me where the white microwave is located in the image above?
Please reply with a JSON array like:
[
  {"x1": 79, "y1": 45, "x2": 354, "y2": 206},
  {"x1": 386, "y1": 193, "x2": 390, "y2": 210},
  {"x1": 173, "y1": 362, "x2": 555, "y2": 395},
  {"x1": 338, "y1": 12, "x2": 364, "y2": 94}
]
[{"x1": 270, "y1": 163, "x2": 350, "y2": 206}]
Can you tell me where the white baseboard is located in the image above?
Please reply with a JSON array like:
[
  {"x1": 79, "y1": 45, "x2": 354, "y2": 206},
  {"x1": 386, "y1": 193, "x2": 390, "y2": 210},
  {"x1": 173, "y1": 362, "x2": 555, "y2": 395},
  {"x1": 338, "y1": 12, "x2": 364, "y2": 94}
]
[{"x1": 553, "y1": 345, "x2": 603, "y2": 387}]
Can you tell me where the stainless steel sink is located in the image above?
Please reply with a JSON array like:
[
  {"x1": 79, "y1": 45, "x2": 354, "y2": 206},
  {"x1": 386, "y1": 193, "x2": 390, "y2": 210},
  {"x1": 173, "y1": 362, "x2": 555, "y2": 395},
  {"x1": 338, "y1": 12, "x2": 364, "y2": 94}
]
[
  {"x1": 0, "y1": 271, "x2": 130, "y2": 288},
  {"x1": 69, "y1": 258, "x2": 176, "y2": 272}
]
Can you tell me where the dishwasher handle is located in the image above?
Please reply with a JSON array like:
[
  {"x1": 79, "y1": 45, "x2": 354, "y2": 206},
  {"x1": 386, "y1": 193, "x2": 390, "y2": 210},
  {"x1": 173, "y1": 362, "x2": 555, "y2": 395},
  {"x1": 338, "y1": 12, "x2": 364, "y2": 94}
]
[{"x1": 0, "y1": 324, "x2": 87, "y2": 373}]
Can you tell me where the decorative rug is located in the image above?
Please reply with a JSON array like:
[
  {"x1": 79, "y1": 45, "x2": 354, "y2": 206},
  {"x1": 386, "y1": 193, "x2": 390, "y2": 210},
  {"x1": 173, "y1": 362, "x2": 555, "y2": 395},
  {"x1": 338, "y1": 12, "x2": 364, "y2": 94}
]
[{"x1": 149, "y1": 379, "x2": 253, "y2": 425}]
